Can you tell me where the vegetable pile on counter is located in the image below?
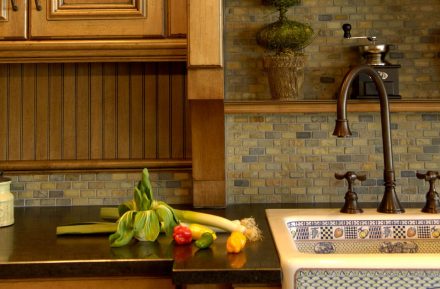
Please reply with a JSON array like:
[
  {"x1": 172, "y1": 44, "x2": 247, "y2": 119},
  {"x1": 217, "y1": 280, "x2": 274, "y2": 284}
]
[{"x1": 57, "y1": 168, "x2": 262, "y2": 251}]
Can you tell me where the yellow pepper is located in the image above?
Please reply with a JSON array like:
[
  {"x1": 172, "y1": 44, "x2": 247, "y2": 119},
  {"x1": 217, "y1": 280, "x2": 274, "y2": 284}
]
[
  {"x1": 189, "y1": 223, "x2": 217, "y2": 240},
  {"x1": 226, "y1": 231, "x2": 247, "y2": 253}
]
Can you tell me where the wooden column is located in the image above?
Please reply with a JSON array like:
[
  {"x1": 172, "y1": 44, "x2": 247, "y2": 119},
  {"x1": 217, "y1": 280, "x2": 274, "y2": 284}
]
[{"x1": 188, "y1": 0, "x2": 225, "y2": 207}]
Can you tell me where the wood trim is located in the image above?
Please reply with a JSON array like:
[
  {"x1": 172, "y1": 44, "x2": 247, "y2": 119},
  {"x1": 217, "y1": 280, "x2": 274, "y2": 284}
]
[
  {"x1": 233, "y1": 286, "x2": 281, "y2": 289},
  {"x1": 47, "y1": 1, "x2": 147, "y2": 19},
  {"x1": 190, "y1": 100, "x2": 225, "y2": 207},
  {"x1": 224, "y1": 100, "x2": 440, "y2": 114},
  {"x1": 168, "y1": 0, "x2": 188, "y2": 37},
  {"x1": 193, "y1": 180, "x2": 225, "y2": 208},
  {"x1": 187, "y1": 68, "x2": 224, "y2": 100},
  {"x1": 186, "y1": 285, "x2": 232, "y2": 289},
  {"x1": 188, "y1": 0, "x2": 223, "y2": 67},
  {"x1": 190, "y1": 100, "x2": 225, "y2": 181},
  {"x1": 187, "y1": 0, "x2": 225, "y2": 207},
  {"x1": 0, "y1": 39, "x2": 187, "y2": 63},
  {"x1": 0, "y1": 277, "x2": 175, "y2": 289},
  {"x1": 0, "y1": 159, "x2": 192, "y2": 173}
]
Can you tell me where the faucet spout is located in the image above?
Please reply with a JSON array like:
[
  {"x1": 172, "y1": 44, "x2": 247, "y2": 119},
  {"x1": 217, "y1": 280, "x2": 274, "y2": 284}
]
[{"x1": 333, "y1": 65, "x2": 405, "y2": 214}]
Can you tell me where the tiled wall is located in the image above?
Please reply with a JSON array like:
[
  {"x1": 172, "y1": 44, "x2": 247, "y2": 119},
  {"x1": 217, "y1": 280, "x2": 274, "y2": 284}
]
[
  {"x1": 10, "y1": 171, "x2": 192, "y2": 207},
  {"x1": 224, "y1": 0, "x2": 440, "y2": 205},
  {"x1": 225, "y1": 0, "x2": 440, "y2": 100},
  {"x1": 226, "y1": 112, "x2": 440, "y2": 204},
  {"x1": 10, "y1": 1, "x2": 440, "y2": 207}
]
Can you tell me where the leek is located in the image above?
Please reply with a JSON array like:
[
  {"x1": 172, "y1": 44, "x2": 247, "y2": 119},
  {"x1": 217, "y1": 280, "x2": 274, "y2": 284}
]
[{"x1": 56, "y1": 222, "x2": 117, "y2": 235}]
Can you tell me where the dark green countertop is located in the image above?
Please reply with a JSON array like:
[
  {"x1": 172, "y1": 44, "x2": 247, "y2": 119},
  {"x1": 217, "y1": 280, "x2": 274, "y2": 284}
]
[{"x1": 0, "y1": 204, "x2": 290, "y2": 285}]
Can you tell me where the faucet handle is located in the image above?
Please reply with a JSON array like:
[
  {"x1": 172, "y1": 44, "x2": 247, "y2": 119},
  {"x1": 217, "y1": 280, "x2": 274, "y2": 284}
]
[
  {"x1": 417, "y1": 171, "x2": 439, "y2": 182},
  {"x1": 335, "y1": 171, "x2": 366, "y2": 184},
  {"x1": 416, "y1": 171, "x2": 440, "y2": 214},
  {"x1": 335, "y1": 171, "x2": 366, "y2": 214}
]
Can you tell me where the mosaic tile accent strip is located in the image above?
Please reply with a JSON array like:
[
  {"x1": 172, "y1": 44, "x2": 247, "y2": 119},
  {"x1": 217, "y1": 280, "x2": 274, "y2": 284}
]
[
  {"x1": 295, "y1": 239, "x2": 440, "y2": 254},
  {"x1": 287, "y1": 219, "x2": 440, "y2": 241},
  {"x1": 296, "y1": 269, "x2": 440, "y2": 289}
]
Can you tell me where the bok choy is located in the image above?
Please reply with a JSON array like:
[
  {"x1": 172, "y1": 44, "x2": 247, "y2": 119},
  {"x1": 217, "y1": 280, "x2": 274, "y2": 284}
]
[{"x1": 108, "y1": 168, "x2": 179, "y2": 247}]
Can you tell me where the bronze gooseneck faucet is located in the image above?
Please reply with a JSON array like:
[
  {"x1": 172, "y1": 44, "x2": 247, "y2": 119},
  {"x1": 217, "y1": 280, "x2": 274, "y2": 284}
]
[{"x1": 333, "y1": 65, "x2": 405, "y2": 214}]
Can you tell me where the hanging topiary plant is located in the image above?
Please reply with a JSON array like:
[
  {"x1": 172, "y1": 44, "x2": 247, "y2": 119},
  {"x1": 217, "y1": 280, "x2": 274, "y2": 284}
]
[{"x1": 257, "y1": 0, "x2": 314, "y2": 55}]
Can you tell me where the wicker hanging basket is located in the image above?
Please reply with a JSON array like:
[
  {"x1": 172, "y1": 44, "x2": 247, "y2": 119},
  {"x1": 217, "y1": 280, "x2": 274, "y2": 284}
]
[{"x1": 263, "y1": 54, "x2": 306, "y2": 100}]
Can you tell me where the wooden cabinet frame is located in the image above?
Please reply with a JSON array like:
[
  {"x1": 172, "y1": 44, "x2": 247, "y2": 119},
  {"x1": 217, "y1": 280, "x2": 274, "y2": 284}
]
[{"x1": 187, "y1": 0, "x2": 226, "y2": 207}]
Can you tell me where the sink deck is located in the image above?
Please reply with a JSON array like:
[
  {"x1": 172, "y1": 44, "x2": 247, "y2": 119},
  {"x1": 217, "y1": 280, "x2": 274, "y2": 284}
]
[{"x1": 266, "y1": 208, "x2": 440, "y2": 289}]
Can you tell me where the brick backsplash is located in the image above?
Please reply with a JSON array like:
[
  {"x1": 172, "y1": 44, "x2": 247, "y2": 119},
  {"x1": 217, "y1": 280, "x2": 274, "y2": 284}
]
[
  {"x1": 224, "y1": 0, "x2": 440, "y2": 100},
  {"x1": 225, "y1": 112, "x2": 440, "y2": 204},
  {"x1": 10, "y1": 171, "x2": 192, "y2": 207}
]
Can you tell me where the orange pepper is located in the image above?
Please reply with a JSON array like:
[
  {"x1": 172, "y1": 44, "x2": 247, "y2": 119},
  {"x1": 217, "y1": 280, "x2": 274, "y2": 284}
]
[{"x1": 226, "y1": 231, "x2": 247, "y2": 253}]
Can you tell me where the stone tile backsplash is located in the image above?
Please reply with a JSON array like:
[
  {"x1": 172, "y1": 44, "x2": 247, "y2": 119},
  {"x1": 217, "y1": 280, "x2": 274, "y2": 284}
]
[
  {"x1": 10, "y1": 171, "x2": 192, "y2": 207},
  {"x1": 225, "y1": 112, "x2": 440, "y2": 204},
  {"x1": 224, "y1": 0, "x2": 440, "y2": 100}
]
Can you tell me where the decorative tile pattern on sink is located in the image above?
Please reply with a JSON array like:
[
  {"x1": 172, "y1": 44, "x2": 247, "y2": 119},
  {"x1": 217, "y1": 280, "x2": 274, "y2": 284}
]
[
  {"x1": 287, "y1": 219, "x2": 440, "y2": 241},
  {"x1": 295, "y1": 269, "x2": 440, "y2": 289},
  {"x1": 295, "y1": 239, "x2": 440, "y2": 254}
]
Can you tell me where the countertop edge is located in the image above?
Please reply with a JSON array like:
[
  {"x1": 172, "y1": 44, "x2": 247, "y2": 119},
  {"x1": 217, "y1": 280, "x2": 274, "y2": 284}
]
[{"x1": 0, "y1": 259, "x2": 174, "y2": 279}]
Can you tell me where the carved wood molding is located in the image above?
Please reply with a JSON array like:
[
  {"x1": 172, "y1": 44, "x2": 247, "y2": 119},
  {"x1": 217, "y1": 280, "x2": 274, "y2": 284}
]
[
  {"x1": 48, "y1": 0, "x2": 146, "y2": 20},
  {"x1": 0, "y1": 159, "x2": 192, "y2": 173},
  {"x1": 0, "y1": 39, "x2": 187, "y2": 63},
  {"x1": 224, "y1": 100, "x2": 440, "y2": 114}
]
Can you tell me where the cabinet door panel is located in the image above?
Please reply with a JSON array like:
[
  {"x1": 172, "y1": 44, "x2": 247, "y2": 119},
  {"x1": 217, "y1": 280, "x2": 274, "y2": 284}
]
[
  {"x1": 168, "y1": 0, "x2": 187, "y2": 37},
  {"x1": 0, "y1": 0, "x2": 26, "y2": 39},
  {"x1": 30, "y1": 0, "x2": 164, "y2": 39}
]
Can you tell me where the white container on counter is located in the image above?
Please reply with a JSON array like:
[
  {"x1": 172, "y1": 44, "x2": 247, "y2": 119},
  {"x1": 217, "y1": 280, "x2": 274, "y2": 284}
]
[{"x1": 0, "y1": 173, "x2": 13, "y2": 227}]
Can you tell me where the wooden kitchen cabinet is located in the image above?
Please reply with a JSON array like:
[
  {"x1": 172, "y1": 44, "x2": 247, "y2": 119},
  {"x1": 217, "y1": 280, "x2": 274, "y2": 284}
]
[
  {"x1": 0, "y1": 0, "x2": 187, "y2": 62},
  {"x1": 0, "y1": 0, "x2": 27, "y2": 39},
  {"x1": 30, "y1": 0, "x2": 165, "y2": 39},
  {"x1": 1, "y1": 0, "x2": 186, "y2": 40}
]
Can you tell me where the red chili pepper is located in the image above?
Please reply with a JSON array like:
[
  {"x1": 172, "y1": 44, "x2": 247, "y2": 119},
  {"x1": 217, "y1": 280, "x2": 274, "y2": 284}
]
[{"x1": 173, "y1": 225, "x2": 192, "y2": 245}]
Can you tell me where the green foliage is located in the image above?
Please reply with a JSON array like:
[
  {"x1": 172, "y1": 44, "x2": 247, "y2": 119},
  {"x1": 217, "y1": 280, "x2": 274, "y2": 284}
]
[
  {"x1": 109, "y1": 168, "x2": 179, "y2": 247},
  {"x1": 257, "y1": 0, "x2": 314, "y2": 54},
  {"x1": 257, "y1": 19, "x2": 314, "y2": 54},
  {"x1": 109, "y1": 211, "x2": 136, "y2": 247}
]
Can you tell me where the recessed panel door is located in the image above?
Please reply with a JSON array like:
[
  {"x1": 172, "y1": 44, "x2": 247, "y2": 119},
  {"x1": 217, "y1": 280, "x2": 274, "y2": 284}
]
[
  {"x1": 30, "y1": 0, "x2": 164, "y2": 39},
  {"x1": 0, "y1": 0, "x2": 27, "y2": 39}
]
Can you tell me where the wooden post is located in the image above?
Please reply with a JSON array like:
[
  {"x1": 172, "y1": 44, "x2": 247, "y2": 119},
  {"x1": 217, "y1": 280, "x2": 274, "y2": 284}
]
[{"x1": 187, "y1": 0, "x2": 225, "y2": 207}]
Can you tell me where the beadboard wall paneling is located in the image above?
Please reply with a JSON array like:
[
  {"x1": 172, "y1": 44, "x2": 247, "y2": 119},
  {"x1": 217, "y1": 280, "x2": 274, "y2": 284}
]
[{"x1": 0, "y1": 62, "x2": 191, "y2": 169}]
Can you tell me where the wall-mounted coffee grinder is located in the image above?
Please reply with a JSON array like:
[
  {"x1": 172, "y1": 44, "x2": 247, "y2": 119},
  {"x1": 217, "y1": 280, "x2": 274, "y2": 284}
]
[{"x1": 342, "y1": 23, "x2": 401, "y2": 99}]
